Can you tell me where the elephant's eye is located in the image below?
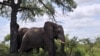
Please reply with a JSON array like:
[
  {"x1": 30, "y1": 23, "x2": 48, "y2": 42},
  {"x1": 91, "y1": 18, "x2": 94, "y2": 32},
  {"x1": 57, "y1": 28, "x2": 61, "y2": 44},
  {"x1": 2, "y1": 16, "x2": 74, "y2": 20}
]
[{"x1": 57, "y1": 30, "x2": 61, "y2": 33}]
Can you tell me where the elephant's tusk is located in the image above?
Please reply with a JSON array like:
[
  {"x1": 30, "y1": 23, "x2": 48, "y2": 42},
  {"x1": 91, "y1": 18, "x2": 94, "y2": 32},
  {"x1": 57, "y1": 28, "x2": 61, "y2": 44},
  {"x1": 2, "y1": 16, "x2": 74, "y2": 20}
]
[{"x1": 59, "y1": 40, "x2": 65, "y2": 44}]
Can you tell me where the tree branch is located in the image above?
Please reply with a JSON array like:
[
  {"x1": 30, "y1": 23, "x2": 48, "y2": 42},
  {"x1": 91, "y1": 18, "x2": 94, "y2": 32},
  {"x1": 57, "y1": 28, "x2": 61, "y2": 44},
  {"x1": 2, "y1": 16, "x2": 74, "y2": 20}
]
[
  {"x1": 17, "y1": 0, "x2": 22, "y2": 5},
  {"x1": 19, "y1": 6, "x2": 36, "y2": 16},
  {"x1": 0, "y1": 1, "x2": 11, "y2": 6},
  {"x1": 38, "y1": 0, "x2": 56, "y2": 22},
  {"x1": 38, "y1": 0, "x2": 54, "y2": 14},
  {"x1": 19, "y1": 6, "x2": 38, "y2": 11}
]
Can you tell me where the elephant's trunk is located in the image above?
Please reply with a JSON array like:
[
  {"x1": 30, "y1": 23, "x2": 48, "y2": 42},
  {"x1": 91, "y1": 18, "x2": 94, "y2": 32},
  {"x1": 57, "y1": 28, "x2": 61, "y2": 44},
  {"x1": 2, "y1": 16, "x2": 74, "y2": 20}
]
[
  {"x1": 59, "y1": 35, "x2": 66, "y2": 56},
  {"x1": 61, "y1": 43, "x2": 65, "y2": 51},
  {"x1": 60, "y1": 43, "x2": 66, "y2": 56}
]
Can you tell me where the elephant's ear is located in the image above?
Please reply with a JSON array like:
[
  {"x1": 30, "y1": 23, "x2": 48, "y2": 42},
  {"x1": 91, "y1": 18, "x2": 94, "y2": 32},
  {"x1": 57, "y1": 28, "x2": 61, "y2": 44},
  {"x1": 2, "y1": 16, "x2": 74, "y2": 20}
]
[{"x1": 44, "y1": 21, "x2": 54, "y2": 39}]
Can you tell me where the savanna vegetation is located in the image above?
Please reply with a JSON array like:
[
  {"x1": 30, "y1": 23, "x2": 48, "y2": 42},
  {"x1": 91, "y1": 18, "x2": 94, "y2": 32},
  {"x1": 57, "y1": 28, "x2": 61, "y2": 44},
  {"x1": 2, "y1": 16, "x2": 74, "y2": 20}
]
[
  {"x1": 0, "y1": 34, "x2": 100, "y2": 56},
  {"x1": 0, "y1": 0, "x2": 100, "y2": 56}
]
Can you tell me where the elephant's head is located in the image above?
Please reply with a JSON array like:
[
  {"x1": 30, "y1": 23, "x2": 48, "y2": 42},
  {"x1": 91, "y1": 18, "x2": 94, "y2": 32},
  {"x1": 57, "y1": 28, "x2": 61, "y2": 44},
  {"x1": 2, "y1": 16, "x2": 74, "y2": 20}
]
[
  {"x1": 44, "y1": 21, "x2": 65, "y2": 43},
  {"x1": 54, "y1": 25, "x2": 66, "y2": 55},
  {"x1": 54, "y1": 25, "x2": 65, "y2": 43},
  {"x1": 44, "y1": 21, "x2": 66, "y2": 55}
]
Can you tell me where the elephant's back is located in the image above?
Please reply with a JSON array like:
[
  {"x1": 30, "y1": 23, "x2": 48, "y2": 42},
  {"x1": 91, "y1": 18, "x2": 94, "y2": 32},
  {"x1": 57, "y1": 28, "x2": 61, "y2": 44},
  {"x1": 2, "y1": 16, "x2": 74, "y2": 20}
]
[
  {"x1": 22, "y1": 27, "x2": 44, "y2": 46},
  {"x1": 27, "y1": 27, "x2": 44, "y2": 35}
]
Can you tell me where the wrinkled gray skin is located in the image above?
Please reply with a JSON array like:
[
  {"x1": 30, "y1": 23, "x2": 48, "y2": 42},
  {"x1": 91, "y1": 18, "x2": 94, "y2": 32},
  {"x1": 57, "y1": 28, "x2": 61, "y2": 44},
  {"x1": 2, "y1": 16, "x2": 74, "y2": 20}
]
[{"x1": 19, "y1": 21, "x2": 65, "y2": 56}]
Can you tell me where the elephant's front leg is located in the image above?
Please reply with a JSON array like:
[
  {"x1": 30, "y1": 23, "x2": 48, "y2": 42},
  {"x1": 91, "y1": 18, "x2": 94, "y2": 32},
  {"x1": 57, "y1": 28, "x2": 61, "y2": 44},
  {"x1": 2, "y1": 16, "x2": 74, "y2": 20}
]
[{"x1": 45, "y1": 40, "x2": 56, "y2": 56}]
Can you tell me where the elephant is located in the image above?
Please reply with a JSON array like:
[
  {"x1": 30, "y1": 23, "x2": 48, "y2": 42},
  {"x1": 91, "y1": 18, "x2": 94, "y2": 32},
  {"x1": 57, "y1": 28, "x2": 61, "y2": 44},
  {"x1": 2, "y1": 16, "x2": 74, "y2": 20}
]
[
  {"x1": 17, "y1": 27, "x2": 45, "y2": 53},
  {"x1": 19, "y1": 21, "x2": 65, "y2": 56},
  {"x1": 17, "y1": 28, "x2": 29, "y2": 51}
]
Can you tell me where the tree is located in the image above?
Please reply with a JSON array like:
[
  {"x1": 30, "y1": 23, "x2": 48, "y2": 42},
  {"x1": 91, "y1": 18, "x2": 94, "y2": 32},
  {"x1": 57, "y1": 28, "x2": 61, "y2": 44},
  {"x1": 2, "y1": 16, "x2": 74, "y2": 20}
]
[
  {"x1": 4, "y1": 34, "x2": 10, "y2": 42},
  {"x1": 68, "y1": 37, "x2": 78, "y2": 56},
  {"x1": 80, "y1": 38, "x2": 95, "y2": 56},
  {"x1": 0, "y1": 0, "x2": 76, "y2": 53},
  {"x1": 1, "y1": 34, "x2": 10, "y2": 44},
  {"x1": 95, "y1": 37, "x2": 100, "y2": 47}
]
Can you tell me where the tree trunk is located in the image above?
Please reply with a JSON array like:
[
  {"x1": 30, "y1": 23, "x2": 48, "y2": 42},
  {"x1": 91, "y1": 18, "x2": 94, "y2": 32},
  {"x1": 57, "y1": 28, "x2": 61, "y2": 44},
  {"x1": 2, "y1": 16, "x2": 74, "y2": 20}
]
[
  {"x1": 69, "y1": 47, "x2": 73, "y2": 56},
  {"x1": 10, "y1": 5, "x2": 19, "y2": 53},
  {"x1": 10, "y1": 0, "x2": 21, "y2": 53}
]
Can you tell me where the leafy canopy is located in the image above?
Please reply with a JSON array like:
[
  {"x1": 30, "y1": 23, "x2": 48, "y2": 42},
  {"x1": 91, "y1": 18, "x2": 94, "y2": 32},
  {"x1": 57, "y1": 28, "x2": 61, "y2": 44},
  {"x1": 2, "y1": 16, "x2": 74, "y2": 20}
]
[{"x1": 0, "y1": 0, "x2": 76, "y2": 21}]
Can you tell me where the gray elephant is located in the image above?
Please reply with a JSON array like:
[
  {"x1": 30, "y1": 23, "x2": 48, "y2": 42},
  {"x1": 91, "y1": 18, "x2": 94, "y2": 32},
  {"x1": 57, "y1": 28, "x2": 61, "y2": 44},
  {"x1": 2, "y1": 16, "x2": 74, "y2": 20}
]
[
  {"x1": 19, "y1": 21, "x2": 65, "y2": 56},
  {"x1": 17, "y1": 28, "x2": 28, "y2": 51},
  {"x1": 17, "y1": 27, "x2": 45, "y2": 53}
]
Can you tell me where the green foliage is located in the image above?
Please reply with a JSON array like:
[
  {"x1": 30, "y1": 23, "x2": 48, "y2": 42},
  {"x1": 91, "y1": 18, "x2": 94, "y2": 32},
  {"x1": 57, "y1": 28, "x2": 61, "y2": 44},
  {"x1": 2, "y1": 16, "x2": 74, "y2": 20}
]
[
  {"x1": 0, "y1": 34, "x2": 100, "y2": 56},
  {"x1": 4, "y1": 34, "x2": 10, "y2": 42},
  {"x1": 0, "y1": 0, "x2": 77, "y2": 21},
  {"x1": 0, "y1": 43, "x2": 10, "y2": 56}
]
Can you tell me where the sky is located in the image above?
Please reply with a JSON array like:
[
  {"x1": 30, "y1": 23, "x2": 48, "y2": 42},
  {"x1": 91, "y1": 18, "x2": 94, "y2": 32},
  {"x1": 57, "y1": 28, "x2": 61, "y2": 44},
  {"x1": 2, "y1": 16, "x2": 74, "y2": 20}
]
[{"x1": 0, "y1": 0, "x2": 100, "y2": 42}]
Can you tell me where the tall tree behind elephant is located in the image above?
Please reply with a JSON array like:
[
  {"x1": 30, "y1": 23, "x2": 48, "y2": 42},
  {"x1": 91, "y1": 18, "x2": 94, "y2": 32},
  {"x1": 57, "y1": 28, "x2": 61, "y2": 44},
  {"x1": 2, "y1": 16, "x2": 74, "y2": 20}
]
[
  {"x1": 17, "y1": 28, "x2": 28, "y2": 51},
  {"x1": 19, "y1": 21, "x2": 65, "y2": 56}
]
